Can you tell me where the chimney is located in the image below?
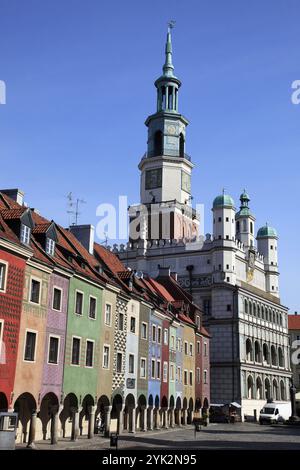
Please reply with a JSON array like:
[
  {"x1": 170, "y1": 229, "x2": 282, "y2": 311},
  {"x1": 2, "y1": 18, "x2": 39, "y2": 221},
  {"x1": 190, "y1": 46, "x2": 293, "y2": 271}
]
[
  {"x1": 295, "y1": 312, "x2": 298, "y2": 316},
  {"x1": 0, "y1": 188, "x2": 24, "y2": 206},
  {"x1": 170, "y1": 272, "x2": 178, "y2": 281},
  {"x1": 158, "y1": 265, "x2": 171, "y2": 277},
  {"x1": 69, "y1": 224, "x2": 95, "y2": 255}
]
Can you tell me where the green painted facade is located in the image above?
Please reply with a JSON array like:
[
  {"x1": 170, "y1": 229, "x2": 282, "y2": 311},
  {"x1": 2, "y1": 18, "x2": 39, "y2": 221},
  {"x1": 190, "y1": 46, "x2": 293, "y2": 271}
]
[{"x1": 63, "y1": 276, "x2": 103, "y2": 401}]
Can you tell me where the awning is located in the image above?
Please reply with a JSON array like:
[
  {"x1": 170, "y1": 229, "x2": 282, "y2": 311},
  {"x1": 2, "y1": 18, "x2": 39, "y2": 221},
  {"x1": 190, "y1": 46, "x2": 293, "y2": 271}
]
[
  {"x1": 230, "y1": 402, "x2": 242, "y2": 408},
  {"x1": 209, "y1": 403, "x2": 225, "y2": 407}
]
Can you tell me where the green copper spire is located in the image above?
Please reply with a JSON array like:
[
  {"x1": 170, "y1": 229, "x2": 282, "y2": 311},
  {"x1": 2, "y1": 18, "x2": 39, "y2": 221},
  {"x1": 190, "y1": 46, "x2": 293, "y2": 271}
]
[{"x1": 163, "y1": 23, "x2": 175, "y2": 77}]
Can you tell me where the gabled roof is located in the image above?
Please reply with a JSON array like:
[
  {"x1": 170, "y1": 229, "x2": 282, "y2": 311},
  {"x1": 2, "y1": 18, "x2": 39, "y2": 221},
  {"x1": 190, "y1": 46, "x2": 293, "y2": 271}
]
[
  {"x1": 288, "y1": 315, "x2": 300, "y2": 330},
  {"x1": 94, "y1": 243, "x2": 126, "y2": 274}
]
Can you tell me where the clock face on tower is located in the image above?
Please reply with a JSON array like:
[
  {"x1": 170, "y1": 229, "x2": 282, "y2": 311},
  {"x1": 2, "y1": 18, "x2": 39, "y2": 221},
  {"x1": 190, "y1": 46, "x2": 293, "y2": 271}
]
[{"x1": 167, "y1": 125, "x2": 176, "y2": 135}]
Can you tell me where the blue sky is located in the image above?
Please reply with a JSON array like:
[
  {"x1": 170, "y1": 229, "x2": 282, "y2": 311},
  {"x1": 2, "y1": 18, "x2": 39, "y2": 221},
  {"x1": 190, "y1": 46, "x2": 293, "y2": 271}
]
[{"x1": 0, "y1": 0, "x2": 299, "y2": 312}]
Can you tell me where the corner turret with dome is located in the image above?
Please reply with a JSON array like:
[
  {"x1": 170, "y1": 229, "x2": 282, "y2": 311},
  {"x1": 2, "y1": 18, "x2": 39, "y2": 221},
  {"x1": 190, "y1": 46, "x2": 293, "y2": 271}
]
[{"x1": 213, "y1": 192, "x2": 235, "y2": 209}]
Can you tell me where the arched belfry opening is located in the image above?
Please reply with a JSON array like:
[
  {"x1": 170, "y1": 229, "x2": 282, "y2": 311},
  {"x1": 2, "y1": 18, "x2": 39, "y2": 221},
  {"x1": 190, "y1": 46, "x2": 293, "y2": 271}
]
[
  {"x1": 179, "y1": 133, "x2": 185, "y2": 158},
  {"x1": 154, "y1": 130, "x2": 163, "y2": 156}
]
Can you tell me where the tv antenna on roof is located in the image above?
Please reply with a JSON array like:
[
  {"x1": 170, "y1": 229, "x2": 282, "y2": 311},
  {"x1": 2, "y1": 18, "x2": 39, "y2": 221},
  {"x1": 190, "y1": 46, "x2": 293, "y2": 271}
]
[{"x1": 67, "y1": 192, "x2": 86, "y2": 226}]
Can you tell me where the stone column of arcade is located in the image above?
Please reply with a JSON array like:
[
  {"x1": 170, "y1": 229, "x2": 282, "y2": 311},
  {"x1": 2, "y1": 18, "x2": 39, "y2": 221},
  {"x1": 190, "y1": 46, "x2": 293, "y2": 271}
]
[
  {"x1": 71, "y1": 407, "x2": 80, "y2": 441},
  {"x1": 50, "y1": 405, "x2": 60, "y2": 445},
  {"x1": 170, "y1": 408, "x2": 175, "y2": 428},
  {"x1": 88, "y1": 406, "x2": 97, "y2": 439},
  {"x1": 162, "y1": 409, "x2": 168, "y2": 429},
  {"x1": 104, "y1": 405, "x2": 112, "y2": 437},
  {"x1": 182, "y1": 408, "x2": 187, "y2": 426},
  {"x1": 27, "y1": 410, "x2": 37, "y2": 448},
  {"x1": 148, "y1": 406, "x2": 154, "y2": 431},
  {"x1": 118, "y1": 405, "x2": 125, "y2": 435},
  {"x1": 141, "y1": 407, "x2": 147, "y2": 432}
]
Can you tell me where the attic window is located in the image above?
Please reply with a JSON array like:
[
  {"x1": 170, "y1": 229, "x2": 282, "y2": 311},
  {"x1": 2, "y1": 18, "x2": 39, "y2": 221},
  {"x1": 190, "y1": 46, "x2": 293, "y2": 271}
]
[
  {"x1": 20, "y1": 224, "x2": 31, "y2": 245},
  {"x1": 46, "y1": 238, "x2": 55, "y2": 256},
  {"x1": 81, "y1": 262, "x2": 86, "y2": 269}
]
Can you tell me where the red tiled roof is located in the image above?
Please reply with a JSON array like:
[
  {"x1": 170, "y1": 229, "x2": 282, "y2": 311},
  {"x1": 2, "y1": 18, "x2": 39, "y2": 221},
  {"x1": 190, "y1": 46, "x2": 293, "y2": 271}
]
[
  {"x1": 288, "y1": 315, "x2": 300, "y2": 330},
  {"x1": 0, "y1": 207, "x2": 26, "y2": 219},
  {"x1": 117, "y1": 270, "x2": 133, "y2": 280},
  {"x1": 146, "y1": 278, "x2": 175, "y2": 302},
  {"x1": 178, "y1": 313, "x2": 195, "y2": 325},
  {"x1": 32, "y1": 222, "x2": 52, "y2": 234},
  {"x1": 0, "y1": 193, "x2": 21, "y2": 210},
  {"x1": 94, "y1": 243, "x2": 126, "y2": 274}
]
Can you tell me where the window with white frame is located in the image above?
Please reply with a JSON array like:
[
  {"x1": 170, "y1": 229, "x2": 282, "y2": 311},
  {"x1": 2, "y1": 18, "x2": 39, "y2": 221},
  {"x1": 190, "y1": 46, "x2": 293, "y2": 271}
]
[
  {"x1": 116, "y1": 352, "x2": 122, "y2": 373},
  {"x1": 204, "y1": 342, "x2": 207, "y2": 356},
  {"x1": 75, "y1": 291, "x2": 83, "y2": 315},
  {"x1": 140, "y1": 357, "x2": 146, "y2": 378},
  {"x1": 170, "y1": 335, "x2": 175, "y2": 350},
  {"x1": 0, "y1": 261, "x2": 8, "y2": 292},
  {"x1": 196, "y1": 315, "x2": 200, "y2": 329},
  {"x1": 141, "y1": 322, "x2": 147, "y2": 339},
  {"x1": 197, "y1": 341, "x2": 200, "y2": 354},
  {"x1": 163, "y1": 361, "x2": 168, "y2": 382},
  {"x1": 105, "y1": 303, "x2": 112, "y2": 325},
  {"x1": 170, "y1": 363, "x2": 175, "y2": 381},
  {"x1": 151, "y1": 358, "x2": 156, "y2": 379},
  {"x1": 130, "y1": 316, "x2": 136, "y2": 333},
  {"x1": 156, "y1": 360, "x2": 161, "y2": 379},
  {"x1": 20, "y1": 224, "x2": 31, "y2": 244},
  {"x1": 88, "y1": 296, "x2": 97, "y2": 319},
  {"x1": 48, "y1": 336, "x2": 59, "y2": 364},
  {"x1": 71, "y1": 337, "x2": 81, "y2": 365},
  {"x1": 103, "y1": 345, "x2": 110, "y2": 369},
  {"x1": 157, "y1": 327, "x2": 162, "y2": 344},
  {"x1": 184, "y1": 341, "x2": 188, "y2": 355},
  {"x1": 52, "y1": 287, "x2": 62, "y2": 311},
  {"x1": 85, "y1": 340, "x2": 94, "y2": 367},
  {"x1": 129, "y1": 354, "x2": 135, "y2": 374},
  {"x1": 24, "y1": 330, "x2": 37, "y2": 362},
  {"x1": 189, "y1": 343, "x2": 193, "y2": 356},
  {"x1": 204, "y1": 369, "x2": 208, "y2": 384},
  {"x1": 164, "y1": 329, "x2": 168, "y2": 345},
  {"x1": 177, "y1": 338, "x2": 181, "y2": 351},
  {"x1": 152, "y1": 324, "x2": 156, "y2": 342},
  {"x1": 177, "y1": 366, "x2": 181, "y2": 383},
  {"x1": 196, "y1": 367, "x2": 201, "y2": 384},
  {"x1": 30, "y1": 279, "x2": 41, "y2": 304},
  {"x1": 46, "y1": 237, "x2": 55, "y2": 256}
]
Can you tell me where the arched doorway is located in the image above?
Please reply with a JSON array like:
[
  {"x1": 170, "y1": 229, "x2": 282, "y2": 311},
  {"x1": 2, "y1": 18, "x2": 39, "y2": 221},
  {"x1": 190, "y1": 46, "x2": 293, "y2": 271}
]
[
  {"x1": 273, "y1": 379, "x2": 279, "y2": 400},
  {"x1": 137, "y1": 395, "x2": 147, "y2": 431},
  {"x1": 60, "y1": 393, "x2": 78, "y2": 439},
  {"x1": 256, "y1": 377, "x2": 263, "y2": 400},
  {"x1": 14, "y1": 393, "x2": 37, "y2": 444},
  {"x1": 187, "y1": 398, "x2": 194, "y2": 424},
  {"x1": 111, "y1": 394, "x2": 123, "y2": 433},
  {"x1": 280, "y1": 380, "x2": 286, "y2": 401},
  {"x1": 124, "y1": 394, "x2": 135, "y2": 433},
  {"x1": 247, "y1": 375, "x2": 254, "y2": 399},
  {"x1": 175, "y1": 396, "x2": 181, "y2": 425},
  {"x1": 154, "y1": 395, "x2": 160, "y2": 429},
  {"x1": 38, "y1": 392, "x2": 59, "y2": 441},
  {"x1": 79, "y1": 394, "x2": 95, "y2": 436},
  {"x1": 96, "y1": 395, "x2": 110, "y2": 433},
  {"x1": 160, "y1": 395, "x2": 168, "y2": 428},
  {"x1": 202, "y1": 397, "x2": 209, "y2": 417},
  {"x1": 265, "y1": 378, "x2": 271, "y2": 400},
  {"x1": 0, "y1": 392, "x2": 8, "y2": 412},
  {"x1": 168, "y1": 395, "x2": 175, "y2": 427},
  {"x1": 147, "y1": 394, "x2": 153, "y2": 430}
]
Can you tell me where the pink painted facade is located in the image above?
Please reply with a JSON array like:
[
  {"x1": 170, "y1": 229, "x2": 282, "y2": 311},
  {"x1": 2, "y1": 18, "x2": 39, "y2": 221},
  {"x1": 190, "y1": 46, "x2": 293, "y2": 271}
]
[{"x1": 40, "y1": 272, "x2": 69, "y2": 401}]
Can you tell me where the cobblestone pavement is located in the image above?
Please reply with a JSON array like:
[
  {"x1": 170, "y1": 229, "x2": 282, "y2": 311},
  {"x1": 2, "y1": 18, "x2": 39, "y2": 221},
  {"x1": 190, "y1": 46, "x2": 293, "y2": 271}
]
[{"x1": 16, "y1": 423, "x2": 300, "y2": 450}]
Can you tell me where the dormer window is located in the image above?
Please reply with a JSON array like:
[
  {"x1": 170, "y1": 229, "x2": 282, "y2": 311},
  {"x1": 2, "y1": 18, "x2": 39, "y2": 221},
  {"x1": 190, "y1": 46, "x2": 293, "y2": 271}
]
[
  {"x1": 46, "y1": 238, "x2": 55, "y2": 256},
  {"x1": 20, "y1": 224, "x2": 31, "y2": 244}
]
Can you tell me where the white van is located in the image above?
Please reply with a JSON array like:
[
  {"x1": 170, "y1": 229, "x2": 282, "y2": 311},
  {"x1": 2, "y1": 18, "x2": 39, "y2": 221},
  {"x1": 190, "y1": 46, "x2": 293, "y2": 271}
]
[{"x1": 259, "y1": 401, "x2": 291, "y2": 424}]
